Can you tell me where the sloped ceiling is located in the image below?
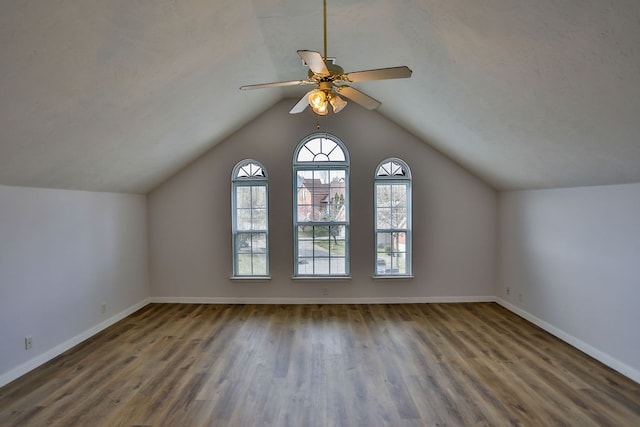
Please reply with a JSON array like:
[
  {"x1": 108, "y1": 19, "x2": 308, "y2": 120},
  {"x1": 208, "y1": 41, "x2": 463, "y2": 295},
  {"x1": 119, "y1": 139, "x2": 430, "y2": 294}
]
[{"x1": 1, "y1": 0, "x2": 639, "y2": 193}]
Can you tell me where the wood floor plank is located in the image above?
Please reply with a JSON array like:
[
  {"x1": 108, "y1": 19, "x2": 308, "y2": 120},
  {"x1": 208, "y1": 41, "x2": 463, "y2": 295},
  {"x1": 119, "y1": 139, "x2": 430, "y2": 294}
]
[{"x1": 1, "y1": 302, "x2": 639, "y2": 426}]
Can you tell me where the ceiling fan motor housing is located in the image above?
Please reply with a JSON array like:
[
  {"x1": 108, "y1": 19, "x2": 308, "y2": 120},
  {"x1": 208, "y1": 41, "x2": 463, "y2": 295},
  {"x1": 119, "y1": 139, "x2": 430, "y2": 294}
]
[{"x1": 317, "y1": 81, "x2": 333, "y2": 93}]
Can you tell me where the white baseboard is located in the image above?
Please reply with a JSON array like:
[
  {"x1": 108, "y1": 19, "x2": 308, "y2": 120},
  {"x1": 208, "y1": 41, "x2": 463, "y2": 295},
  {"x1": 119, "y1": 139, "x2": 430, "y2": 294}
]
[
  {"x1": 150, "y1": 295, "x2": 496, "y2": 305},
  {"x1": 0, "y1": 298, "x2": 151, "y2": 388},
  {"x1": 496, "y1": 298, "x2": 640, "y2": 384}
]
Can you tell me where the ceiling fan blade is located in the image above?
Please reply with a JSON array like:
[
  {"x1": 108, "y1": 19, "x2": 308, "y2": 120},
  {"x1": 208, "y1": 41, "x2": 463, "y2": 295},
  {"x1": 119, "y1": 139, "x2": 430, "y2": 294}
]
[
  {"x1": 240, "y1": 80, "x2": 313, "y2": 90},
  {"x1": 342, "y1": 66, "x2": 412, "y2": 82},
  {"x1": 336, "y1": 86, "x2": 381, "y2": 110},
  {"x1": 289, "y1": 91, "x2": 314, "y2": 114},
  {"x1": 297, "y1": 50, "x2": 330, "y2": 78}
]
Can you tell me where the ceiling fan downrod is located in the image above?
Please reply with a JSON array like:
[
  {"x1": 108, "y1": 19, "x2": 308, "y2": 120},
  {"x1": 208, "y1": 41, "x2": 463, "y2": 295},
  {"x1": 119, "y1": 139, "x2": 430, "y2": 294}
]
[{"x1": 323, "y1": 0, "x2": 328, "y2": 60}]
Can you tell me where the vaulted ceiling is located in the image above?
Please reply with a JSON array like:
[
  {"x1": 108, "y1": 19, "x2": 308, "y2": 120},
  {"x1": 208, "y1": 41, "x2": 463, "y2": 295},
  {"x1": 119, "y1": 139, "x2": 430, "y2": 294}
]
[{"x1": 1, "y1": 1, "x2": 639, "y2": 193}]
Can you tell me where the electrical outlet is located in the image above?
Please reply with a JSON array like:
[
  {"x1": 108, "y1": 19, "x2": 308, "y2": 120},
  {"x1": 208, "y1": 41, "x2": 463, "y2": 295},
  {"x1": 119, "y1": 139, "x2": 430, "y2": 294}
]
[
  {"x1": 25, "y1": 336, "x2": 32, "y2": 350},
  {"x1": 506, "y1": 287, "x2": 511, "y2": 296},
  {"x1": 101, "y1": 303, "x2": 107, "y2": 314},
  {"x1": 323, "y1": 287, "x2": 329, "y2": 296}
]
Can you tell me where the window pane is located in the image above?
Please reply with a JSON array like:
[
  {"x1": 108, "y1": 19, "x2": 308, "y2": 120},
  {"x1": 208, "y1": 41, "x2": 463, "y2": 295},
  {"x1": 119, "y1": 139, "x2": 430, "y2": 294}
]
[
  {"x1": 376, "y1": 232, "x2": 407, "y2": 275},
  {"x1": 236, "y1": 209, "x2": 252, "y2": 230},
  {"x1": 327, "y1": 147, "x2": 345, "y2": 161},
  {"x1": 252, "y1": 208, "x2": 267, "y2": 230},
  {"x1": 236, "y1": 253, "x2": 268, "y2": 276},
  {"x1": 251, "y1": 254, "x2": 268, "y2": 275},
  {"x1": 297, "y1": 203, "x2": 311, "y2": 222},
  {"x1": 297, "y1": 257, "x2": 313, "y2": 275},
  {"x1": 251, "y1": 233, "x2": 267, "y2": 253},
  {"x1": 329, "y1": 258, "x2": 346, "y2": 275},
  {"x1": 306, "y1": 138, "x2": 321, "y2": 157},
  {"x1": 296, "y1": 225, "x2": 347, "y2": 275},
  {"x1": 235, "y1": 232, "x2": 268, "y2": 276},
  {"x1": 329, "y1": 240, "x2": 345, "y2": 257},
  {"x1": 236, "y1": 253, "x2": 253, "y2": 275},
  {"x1": 236, "y1": 232, "x2": 252, "y2": 252},
  {"x1": 252, "y1": 186, "x2": 266, "y2": 208},
  {"x1": 321, "y1": 138, "x2": 337, "y2": 156},
  {"x1": 236, "y1": 187, "x2": 252, "y2": 209},
  {"x1": 392, "y1": 184, "x2": 407, "y2": 206},
  {"x1": 376, "y1": 184, "x2": 392, "y2": 207},
  {"x1": 312, "y1": 203, "x2": 325, "y2": 222},
  {"x1": 297, "y1": 226, "x2": 314, "y2": 259},
  {"x1": 329, "y1": 170, "x2": 345, "y2": 184},
  {"x1": 392, "y1": 207, "x2": 407, "y2": 229},
  {"x1": 377, "y1": 232, "x2": 393, "y2": 254},
  {"x1": 377, "y1": 207, "x2": 392, "y2": 229}
]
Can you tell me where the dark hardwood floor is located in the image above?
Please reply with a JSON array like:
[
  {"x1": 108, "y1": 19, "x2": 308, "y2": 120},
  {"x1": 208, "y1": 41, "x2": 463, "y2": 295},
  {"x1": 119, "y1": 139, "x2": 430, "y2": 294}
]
[{"x1": 0, "y1": 303, "x2": 638, "y2": 426}]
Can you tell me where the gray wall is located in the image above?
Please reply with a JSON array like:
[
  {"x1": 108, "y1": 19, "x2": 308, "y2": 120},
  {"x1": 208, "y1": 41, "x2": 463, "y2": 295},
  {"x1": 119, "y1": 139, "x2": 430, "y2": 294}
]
[
  {"x1": 148, "y1": 99, "x2": 498, "y2": 301},
  {"x1": 499, "y1": 183, "x2": 640, "y2": 381},
  {"x1": 0, "y1": 185, "x2": 149, "y2": 385}
]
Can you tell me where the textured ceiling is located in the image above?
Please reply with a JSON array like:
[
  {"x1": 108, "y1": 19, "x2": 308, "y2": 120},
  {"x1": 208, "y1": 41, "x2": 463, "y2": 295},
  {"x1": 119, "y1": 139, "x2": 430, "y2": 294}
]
[{"x1": 1, "y1": 0, "x2": 639, "y2": 193}]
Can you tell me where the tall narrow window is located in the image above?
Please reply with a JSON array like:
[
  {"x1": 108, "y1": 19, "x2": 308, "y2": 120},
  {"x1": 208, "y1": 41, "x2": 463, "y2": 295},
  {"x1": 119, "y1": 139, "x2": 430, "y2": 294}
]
[
  {"x1": 293, "y1": 134, "x2": 349, "y2": 277},
  {"x1": 375, "y1": 158, "x2": 412, "y2": 277},
  {"x1": 232, "y1": 159, "x2": 269, "y2": 277}
]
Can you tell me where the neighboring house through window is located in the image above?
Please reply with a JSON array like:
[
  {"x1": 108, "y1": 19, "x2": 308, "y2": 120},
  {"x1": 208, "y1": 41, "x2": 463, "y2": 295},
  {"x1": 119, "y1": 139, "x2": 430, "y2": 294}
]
[
  {"x1": 293, "y1": 134, "x2": 349, "y2": 277},
  {"x1": 375, "y1": 158, "x2": 412, "y2": 276},
  {"x1": 231, "y1": 159, "x2": 269, "y2": 277}
]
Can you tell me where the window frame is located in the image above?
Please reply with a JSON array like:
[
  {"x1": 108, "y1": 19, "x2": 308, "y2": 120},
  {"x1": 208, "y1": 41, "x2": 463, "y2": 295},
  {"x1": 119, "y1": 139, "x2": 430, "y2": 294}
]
[
  {"x1": 293, "y1": 133, "x2": 350, "y2": 278},
  {"x1": 231, "y1": 159, "x2": 270, "y2": 278},
  {"x1": 374, "y1": 158, "x2": 412, "y2": 277}
]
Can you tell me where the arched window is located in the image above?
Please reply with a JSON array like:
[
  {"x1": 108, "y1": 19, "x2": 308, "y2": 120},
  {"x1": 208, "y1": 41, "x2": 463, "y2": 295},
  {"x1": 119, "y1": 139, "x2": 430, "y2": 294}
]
[
  {"x1": 231, "y1": 159, "x2": 269, "y2": 277},
  {"x1": 374, "y1": 158, "x2": 412, "y2": 276},
  {"x1": 293, "y1": 134, "x2": 349, "y2": 277}
]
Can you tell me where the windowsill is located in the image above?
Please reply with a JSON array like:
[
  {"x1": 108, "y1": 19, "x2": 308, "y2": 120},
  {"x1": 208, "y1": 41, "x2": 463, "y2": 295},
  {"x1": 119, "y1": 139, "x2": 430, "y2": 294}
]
[
  {"x1": 292, "y1": 276, "x2": 352, "y2": 281},
  {"x1": 372, "y1": 275, "x2": 414, "y2": 281},
  {"x1": 230, "y1": 276, "x2": 272, "y2": 281}
]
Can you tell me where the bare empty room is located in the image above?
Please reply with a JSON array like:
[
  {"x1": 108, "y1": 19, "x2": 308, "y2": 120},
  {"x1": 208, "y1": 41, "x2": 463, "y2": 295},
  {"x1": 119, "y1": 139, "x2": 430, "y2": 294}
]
[{"x1": 1, "y1": 1, "x2": 639, "y2": 425}]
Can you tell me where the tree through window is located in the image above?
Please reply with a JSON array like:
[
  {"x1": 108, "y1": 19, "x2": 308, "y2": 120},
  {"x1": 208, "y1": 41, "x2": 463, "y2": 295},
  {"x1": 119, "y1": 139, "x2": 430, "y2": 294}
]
[{"x1": 293, "y1": 134, "x2": 349, "y2": 277}]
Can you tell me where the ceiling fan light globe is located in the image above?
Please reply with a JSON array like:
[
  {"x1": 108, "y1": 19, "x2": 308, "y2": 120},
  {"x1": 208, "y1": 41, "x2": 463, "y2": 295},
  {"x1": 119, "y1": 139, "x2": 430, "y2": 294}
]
[
  {"x1": 308, "y1": 90, "x2": 327, "y2": 110},
  {"x1": 329, "y1": 94, "x2": 347, "y2": 113},
  {"x1": 312, "y1": 101, "x2": 329, "y2": 115}
]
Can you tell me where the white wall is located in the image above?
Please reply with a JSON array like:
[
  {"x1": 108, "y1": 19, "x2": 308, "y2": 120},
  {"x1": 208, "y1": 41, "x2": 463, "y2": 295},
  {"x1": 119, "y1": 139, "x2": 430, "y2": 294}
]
[
  {"x1": 0, "y1": 185, "x2": 149, "y2": 385},
  {"x1": 499, "y1": 183, "x2": 640, "y2": 381},
  {"x1": 148, "y1": 99, "x2": 497, "y2": 301}
]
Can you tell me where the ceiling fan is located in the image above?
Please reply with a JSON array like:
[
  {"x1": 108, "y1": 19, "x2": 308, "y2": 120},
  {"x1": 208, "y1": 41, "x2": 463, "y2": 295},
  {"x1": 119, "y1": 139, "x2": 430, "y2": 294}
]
[{"x1": 239, "y1": 0, "x2": 412, "y2": 116}]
